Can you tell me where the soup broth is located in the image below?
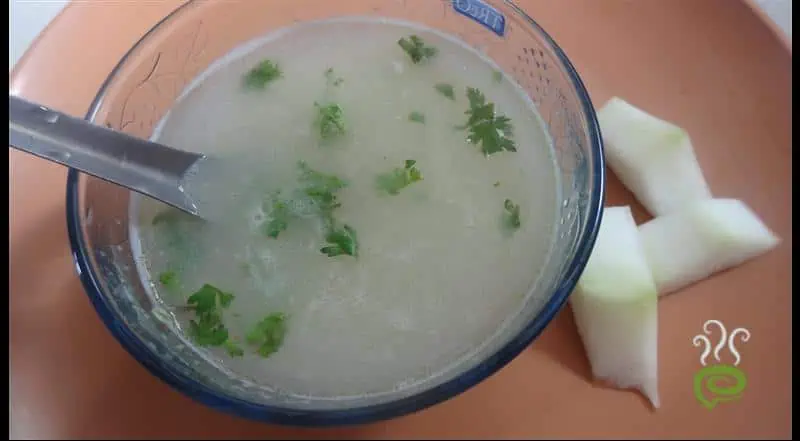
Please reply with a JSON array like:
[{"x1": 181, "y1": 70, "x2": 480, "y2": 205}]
[{"x1": 130, "y1": 17, "x2": 560, "y2": 400}]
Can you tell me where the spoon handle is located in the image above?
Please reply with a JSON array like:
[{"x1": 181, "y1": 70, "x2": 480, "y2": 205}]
[{"x1": 9, "y1": 95, "x2": 204, "y2": 216}]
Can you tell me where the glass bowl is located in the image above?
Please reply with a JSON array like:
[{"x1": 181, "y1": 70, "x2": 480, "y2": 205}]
[{"x1": 66, "y1": 0, "x2": 604, "y2": 427}]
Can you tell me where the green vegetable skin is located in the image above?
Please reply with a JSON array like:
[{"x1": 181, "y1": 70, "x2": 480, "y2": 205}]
[
  {"x1": 638, "y1": 198, "x2": 779, "y2": 296},
  {"x1": 570, "y1": 206, "x2": 660, "y2": 409},
  {"x1": 596, "y1": 97, "x2": 711, "y2": 217}
]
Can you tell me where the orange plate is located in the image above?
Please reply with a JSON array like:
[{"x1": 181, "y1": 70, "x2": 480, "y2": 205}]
[{"x1": 9, "y1": 1, "x2": 791, "y2": 439}]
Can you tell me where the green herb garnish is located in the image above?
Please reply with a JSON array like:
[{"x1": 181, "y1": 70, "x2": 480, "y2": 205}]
[
  {"x1": 503, "y1": 199, "x2": 521, "y2": 231},
  {"x1": 246, "y1": 313, "x2": 288, "y2": 358},
  {"x1": 434, "y1": 83, "x2": 455, "y2": 100},
  {"x1": 459, "y1": 87, "x2": 516, "y2": 156},
  {"x1": 223, "y1": 340, "x2": 245, "y2": 357},
  {"x1": 320, "y1": 224, "x2": 359, "y2": 258},
  {"x1": 314, "y1": 102, "x2": 346, "y2": 141},
  {"x1": 185, "y1": 284, "x2": 237, "y2": 348},
  {"x1": 494, "y1": 181, "x2": 501, "y2": 187},
  {"x1": 187, "y1": 283, "x2": 234, "y2": 314},
  {"x1": 325, "y1": 67, "x2": 344, "y2": 87},
  {"x1": 408, "y1": 111, "x2": 426, "y2": 124},
  {"x1": 297, "y1": 161, "x2": 349, "y2": 229},
  {"x1": 295, "y1": 162, "x2": 358, "y2": 258},
  {"x1": 189, "y1": 312, "x2": 230, "y2": 346},
  {"x1": 398, "y1": 35, "x2": 438, "y2": 64},
  {"x1": 262, "y1": 192, "x2": 292, "y2": 239},
  {"x1": 264, "y1": 210, "x2": 289, "y2": 238},
  {"x1": 493, "y1": 70, "x2": 503, "y2": 83},
  {"x1": 158, "y1": 271, "x2": 178, "y2": 289},
  {"x1": 376, "y1": 160, "x2": 423, "y2": 195},
  {"x1": 243, "y1": 59, "x2": 282, "y2": 89},
  {"x1": 298, "y1": 161, "x2": 348, "y2": 194}
]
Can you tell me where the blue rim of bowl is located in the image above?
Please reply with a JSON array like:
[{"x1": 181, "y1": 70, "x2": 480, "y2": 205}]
[{"x1": 65, "y1": 0, "x2": 604, "y2": 427}]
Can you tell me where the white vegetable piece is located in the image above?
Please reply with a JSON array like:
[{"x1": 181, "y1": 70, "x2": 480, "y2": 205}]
[
  {"x1": 571, "y1": 206, "x2": 660, "y2": 408},
  {"x1": 639, "y1": 198, "x2": 780, "y2": 296},
  {"x1": 598, "y1": 97, "x2": 712, "y2": 217}
]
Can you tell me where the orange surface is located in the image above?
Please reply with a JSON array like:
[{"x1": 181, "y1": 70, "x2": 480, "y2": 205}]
[{"x1": 9, "y1": 1, "x2": 791, "y2": 439}]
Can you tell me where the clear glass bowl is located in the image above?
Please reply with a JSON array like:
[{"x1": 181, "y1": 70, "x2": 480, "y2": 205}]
[{"x1": 67, "y1": 0, "x2": 604, "y2": 426}]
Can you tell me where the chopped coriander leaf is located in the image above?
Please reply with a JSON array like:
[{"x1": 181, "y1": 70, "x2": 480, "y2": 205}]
[
  {"x1": 309, "y1": 192, "x2": 341, "y2": 230},
  {"x1": 503, "y1": 199, "x2": 522, "y2": 231},
  {"x1": 459, "y1": 87, "x2": 517, "y2": 156},
  {"x1": 262, "y1": 193, "x2": 292, "y2": 239},
  {"x1": 219, "y1": 292, "x2": 234, "y2": 308},
  {"x1": 493, "y1": 70, "x2": 503, "y2": 83},
  {"x1": 187, "y1": 283, "x2": 235, "y2": 315},
  {"x1": 243, "y1": 59, "x2": 282, "y2": 89},
  {"x1": 313, "y1": 102, "x2": 346, "y2": 140},
  {"x1": 434, "y1": 83, "x2": 455, "y2": 100},
  {"x1": 223, "y1": 340, "x2": 245, "y2": 357},
  {"x1": 297, "y1": 161, "x2": 348, "y2": 194},
  {"x1": 264, "y1": 217, "x2": 289, "y2": 239},
  {"x1": 297, "y1": 161, "x2": 348, "y2": 228},
  {"x1": 294, "y1": 162, "x2": 355, "y2": 256},
  {"x1": 376, "y1": 160, "x2": 423, "y2": 195},
  {"x1": 320, "y1": 224, "x2": 359, "y2": 258},
  {"x1": 246, "y1": 313, "x2": 288, "y2": 358},
  {"x1": 189, "y1": 312, "x2": 229, "y2": 346},
  {"x1": 184, "y1": 284, "x2": 241, "y2": 353},
  {"x1": 398, "y1": 35, "x2": 438, "y2": 64},
  {"x1": 325, "y1": 67, "x2": 344, "y2": 87},
  {"x1": 158, "y1": 270, "x2": 177, "y2": 287},
  {"x1": 408, "y1": 111, "x2": 426, "y2": 124}
]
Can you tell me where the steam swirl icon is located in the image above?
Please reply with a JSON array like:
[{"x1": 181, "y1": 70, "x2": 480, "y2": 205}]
[{"x1": 692, "y1": 320, "x2": 750, "y2": 409}]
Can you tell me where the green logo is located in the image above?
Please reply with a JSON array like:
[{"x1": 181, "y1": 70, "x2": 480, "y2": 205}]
[{"x1": 692, "y1": 320, "x2": 750, "y2": 410}]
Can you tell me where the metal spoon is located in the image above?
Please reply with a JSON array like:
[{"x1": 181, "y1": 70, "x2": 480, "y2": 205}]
[{"x1": 9, "y1": 95, "x2": 206, "y2": 218}]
